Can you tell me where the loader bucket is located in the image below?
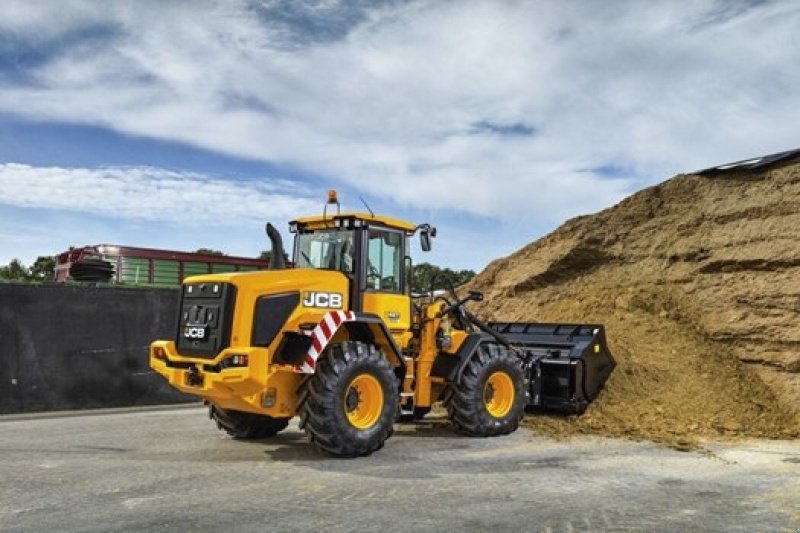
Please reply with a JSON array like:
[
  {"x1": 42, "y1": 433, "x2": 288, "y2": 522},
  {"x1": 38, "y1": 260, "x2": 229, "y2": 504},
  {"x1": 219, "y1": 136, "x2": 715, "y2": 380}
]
[{"x1": 489, "y1": 322, "x2": 616, "y2": 414}]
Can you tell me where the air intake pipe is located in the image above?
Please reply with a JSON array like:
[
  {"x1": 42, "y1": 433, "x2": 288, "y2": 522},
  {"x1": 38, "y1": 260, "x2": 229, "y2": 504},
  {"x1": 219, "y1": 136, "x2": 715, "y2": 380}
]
[{"x1": 265, "y1": 223, "x2": 286, "y2": 270}]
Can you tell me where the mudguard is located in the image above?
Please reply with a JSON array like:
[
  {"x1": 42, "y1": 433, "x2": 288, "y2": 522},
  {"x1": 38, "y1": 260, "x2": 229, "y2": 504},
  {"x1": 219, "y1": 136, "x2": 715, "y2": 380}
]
[
  {"x1": 430, "y1": 332, "x2": 493, "y2": 384},
  {"x1": 274, "y1": 311, "x2": 403, "y2": 372}
]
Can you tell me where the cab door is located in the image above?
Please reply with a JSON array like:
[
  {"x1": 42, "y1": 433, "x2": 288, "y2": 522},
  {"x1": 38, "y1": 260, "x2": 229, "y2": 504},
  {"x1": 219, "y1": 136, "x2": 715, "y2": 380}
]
[{"x1": 361, "y1": 228, "x2": 411, "y2": 348}]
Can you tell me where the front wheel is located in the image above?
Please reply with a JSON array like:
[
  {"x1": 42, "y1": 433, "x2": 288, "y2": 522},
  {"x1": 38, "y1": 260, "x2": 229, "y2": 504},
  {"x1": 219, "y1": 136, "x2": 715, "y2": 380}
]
[
  {"x1": 298, "y1": 341, "x2": 399, "y2": 457},
  {"x1": 447, "y1": 343, "x2": 525, "y2": 436}
]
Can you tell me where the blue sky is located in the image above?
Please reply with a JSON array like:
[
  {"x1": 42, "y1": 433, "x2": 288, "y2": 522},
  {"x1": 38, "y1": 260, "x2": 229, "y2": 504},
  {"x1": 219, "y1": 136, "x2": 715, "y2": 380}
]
[{"x1": 1, "y1": 0, "x2": 799, "y2": 271}]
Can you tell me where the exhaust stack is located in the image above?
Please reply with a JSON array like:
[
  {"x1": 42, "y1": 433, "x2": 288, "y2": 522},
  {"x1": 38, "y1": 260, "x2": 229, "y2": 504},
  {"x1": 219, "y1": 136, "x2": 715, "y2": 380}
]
[{"x1": 265, "y1": 223, "x2": 286, "y2": 270}]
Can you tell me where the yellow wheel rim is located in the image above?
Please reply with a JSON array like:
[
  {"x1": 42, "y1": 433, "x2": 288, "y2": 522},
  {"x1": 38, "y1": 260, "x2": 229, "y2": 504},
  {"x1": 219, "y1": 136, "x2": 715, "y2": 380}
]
[
  {"x1": 484, "y1": 371, "x2": 514, "y2": 418},
  {"x1": 344, "y1": 373, "x2": 384, "y2": 430}
]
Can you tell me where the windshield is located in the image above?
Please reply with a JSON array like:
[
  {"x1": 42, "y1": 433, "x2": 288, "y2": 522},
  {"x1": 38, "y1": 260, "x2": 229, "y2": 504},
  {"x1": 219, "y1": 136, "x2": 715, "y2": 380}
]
[{"x1": 294, "y1": 229, "x2": 355, "y2": 272}]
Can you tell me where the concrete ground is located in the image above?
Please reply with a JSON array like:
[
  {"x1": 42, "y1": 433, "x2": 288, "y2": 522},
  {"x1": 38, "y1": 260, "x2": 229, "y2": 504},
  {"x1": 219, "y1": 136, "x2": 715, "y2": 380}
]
[{"x1": 1, "y1": 405, "x2": 798, "y2": 532}]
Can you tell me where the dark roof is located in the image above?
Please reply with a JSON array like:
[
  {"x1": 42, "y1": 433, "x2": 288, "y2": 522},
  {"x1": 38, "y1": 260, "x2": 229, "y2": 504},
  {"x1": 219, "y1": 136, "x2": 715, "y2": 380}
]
[{"x1": 695, "y1": 148, "x2": 800, "y2": 175}]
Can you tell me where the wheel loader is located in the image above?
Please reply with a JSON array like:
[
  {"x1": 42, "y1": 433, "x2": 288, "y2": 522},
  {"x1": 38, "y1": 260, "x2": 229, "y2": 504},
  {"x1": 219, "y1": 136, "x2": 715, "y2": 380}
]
[{"x1": 150, "y1": 191, "x2": 615, "y2": 457}]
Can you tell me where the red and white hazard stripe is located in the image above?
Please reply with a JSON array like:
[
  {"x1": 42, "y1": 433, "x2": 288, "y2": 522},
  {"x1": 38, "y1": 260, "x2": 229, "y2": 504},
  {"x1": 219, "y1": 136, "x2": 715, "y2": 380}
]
[{"x1": 294, "y1": 311, "x2": 356, "y2": 373}]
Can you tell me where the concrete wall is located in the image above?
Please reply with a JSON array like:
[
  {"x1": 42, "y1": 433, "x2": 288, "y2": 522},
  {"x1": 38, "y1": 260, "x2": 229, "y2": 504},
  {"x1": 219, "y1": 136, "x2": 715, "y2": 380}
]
[{"x1": 0, "y1": 283, "x2": 194, "y2": 414}]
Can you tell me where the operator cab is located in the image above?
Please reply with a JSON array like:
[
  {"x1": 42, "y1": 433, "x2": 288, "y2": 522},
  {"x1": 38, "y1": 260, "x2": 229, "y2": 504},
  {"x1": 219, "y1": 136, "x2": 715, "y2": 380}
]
[
  {"x1": 289, "y1": 218, "x2": 416, "y2": 307},
  {"x1": 287, "y1": 191, "x2": 434, "y2": 341},
  {"x1": 292, "y1": 222, "x2": 406, "y2": 293}
]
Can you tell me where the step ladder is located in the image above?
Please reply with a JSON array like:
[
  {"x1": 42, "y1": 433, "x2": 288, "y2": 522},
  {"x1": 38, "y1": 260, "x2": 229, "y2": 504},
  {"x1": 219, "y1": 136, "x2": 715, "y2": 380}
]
[
  {"x1": 399, "y1": 356, "x2": 416, "y2": 416},
  {"x1": 399, "y1": 392, "x2": 415, "y2": 416}
]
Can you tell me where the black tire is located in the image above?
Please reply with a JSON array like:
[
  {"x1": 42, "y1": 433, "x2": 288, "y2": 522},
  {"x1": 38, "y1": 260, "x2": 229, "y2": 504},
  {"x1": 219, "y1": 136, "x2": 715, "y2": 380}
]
[
  {"x1": 69, "y1": 258, "x2": 114, "y2": 282},
  {"x1": 209, "y1": 405, "x2": 289, "y2": 439},
  {"x1": 447, "y1": 343, "x2": 525, "y2": 437},
  {"x1": 297, "y1": 341, "x2": 398, "y2": 457}
]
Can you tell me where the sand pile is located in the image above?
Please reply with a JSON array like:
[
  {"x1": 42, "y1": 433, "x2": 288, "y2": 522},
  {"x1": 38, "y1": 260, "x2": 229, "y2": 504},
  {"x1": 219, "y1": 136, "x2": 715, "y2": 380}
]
[{"x1": 470, "y1": 156, "x2": 800, "y2": 448}]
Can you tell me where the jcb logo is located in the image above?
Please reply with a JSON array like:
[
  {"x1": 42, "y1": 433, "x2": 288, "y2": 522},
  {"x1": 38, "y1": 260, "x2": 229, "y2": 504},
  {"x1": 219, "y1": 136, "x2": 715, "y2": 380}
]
[
  {"x1": 183, "y1": 327, "x2": 206, "y2": 339},
  {"x1": 303, "y1": 292, "x2": 343, "y2": 309}
]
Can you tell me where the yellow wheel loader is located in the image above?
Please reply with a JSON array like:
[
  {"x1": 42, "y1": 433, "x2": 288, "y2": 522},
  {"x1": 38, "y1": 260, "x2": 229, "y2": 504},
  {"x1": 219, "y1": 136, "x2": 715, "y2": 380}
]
[{"x1": 150, "y1": 191, "x2": 615, "y2": 457}]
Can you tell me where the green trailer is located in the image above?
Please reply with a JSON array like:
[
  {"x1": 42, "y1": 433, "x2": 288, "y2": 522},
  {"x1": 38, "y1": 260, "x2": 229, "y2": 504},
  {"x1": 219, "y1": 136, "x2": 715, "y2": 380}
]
[{"x1": 54, "y1": 245, "x2": 270, "y2": 286}]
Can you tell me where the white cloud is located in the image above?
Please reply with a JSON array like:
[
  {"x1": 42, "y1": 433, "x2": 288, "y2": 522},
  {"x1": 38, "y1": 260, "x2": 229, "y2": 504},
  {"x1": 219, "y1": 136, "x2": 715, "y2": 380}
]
[
  {"x1": 1, "y1": 0, "x2": 799, "y2": 227},
  {"x1": 0, "y1": 163, "x2": 320, "y2": 224},
  {"x1": 0, "y1": 0, "x2": 109, "y2": 38}
]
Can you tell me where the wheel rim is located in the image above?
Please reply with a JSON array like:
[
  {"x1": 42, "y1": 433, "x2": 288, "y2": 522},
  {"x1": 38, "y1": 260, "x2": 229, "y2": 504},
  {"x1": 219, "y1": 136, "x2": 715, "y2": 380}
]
[
  {"x1": 484, "y1": 371, "x2": 514, "y2": 418},
  {"x1": 344, "y1": 373, "x2": 384, "y2": 429}
]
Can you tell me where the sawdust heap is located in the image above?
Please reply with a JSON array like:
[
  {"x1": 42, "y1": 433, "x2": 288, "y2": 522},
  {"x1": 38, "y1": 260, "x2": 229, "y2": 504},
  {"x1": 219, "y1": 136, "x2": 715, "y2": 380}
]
[{"x1": 470, "y1": 158, "x2": 800, "y2": 449}]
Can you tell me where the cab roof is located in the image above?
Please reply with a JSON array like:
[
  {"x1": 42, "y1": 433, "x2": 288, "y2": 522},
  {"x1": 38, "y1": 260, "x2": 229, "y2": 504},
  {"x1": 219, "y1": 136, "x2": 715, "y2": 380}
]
[{"x1": 291, "y1": 212, "x2": 416, "y2": 232}]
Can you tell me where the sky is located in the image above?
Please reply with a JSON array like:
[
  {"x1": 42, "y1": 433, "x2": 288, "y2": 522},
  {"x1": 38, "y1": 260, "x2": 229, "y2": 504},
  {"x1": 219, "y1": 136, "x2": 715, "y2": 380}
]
[{"x1": 1, "y1": 0, "x2": 798, "y2": 272}]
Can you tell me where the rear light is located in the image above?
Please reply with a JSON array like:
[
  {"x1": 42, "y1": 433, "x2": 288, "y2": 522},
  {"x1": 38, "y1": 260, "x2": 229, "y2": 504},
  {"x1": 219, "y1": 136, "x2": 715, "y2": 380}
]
[
  {"x1": 153, "y1": 347, "x2": 167, "y2": 361},
  {"x1": 222, "y1": 354, "x2": 248, "y2": 368},
  {"x1": 262, "y1": 387, "x2": 277, "y2": 407}
]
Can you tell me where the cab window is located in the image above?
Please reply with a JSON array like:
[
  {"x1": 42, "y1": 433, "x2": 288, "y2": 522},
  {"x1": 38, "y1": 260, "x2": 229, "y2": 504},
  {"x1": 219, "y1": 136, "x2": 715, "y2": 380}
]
[
  {"x1": 294, "y1": 230, "x2": 355, "y2": 273},
  {"x1": 367, "y1": 229, "x2": 402, "y2": 292}
]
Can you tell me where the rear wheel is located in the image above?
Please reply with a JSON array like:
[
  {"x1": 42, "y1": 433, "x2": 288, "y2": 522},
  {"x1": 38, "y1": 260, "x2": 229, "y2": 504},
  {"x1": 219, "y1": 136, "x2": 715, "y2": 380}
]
[
  {"x1": 298, "y1": 341, "x2": 398, "y2": 457},
  {"x1": 209, "y1": 405, "x2": 289, "y2": 439},
  {"x1": 447, "y1": 343, "x2": 524, "y2": 436}
]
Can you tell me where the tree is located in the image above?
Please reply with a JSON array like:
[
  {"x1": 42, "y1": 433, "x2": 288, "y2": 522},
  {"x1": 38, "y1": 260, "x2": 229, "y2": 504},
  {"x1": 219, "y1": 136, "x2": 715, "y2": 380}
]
[
  {"x1": 259, "y1": 250, "x2": 290, "y2": 264},
  {"x1": 29, "y1": 256, "x2": 56, "y2": 281},
  {"x1": 195, "y1": 248, "x2": 225, "y2": 256},
  {"x1": 0, "y1": 259, "x2": 29, "y2": 281},
  {"x1": 411, "y1": 262, "x2": 475, "y2": 293},
  {"x1": 0, "y1": 256, "x2": 58, "y2": 282}
]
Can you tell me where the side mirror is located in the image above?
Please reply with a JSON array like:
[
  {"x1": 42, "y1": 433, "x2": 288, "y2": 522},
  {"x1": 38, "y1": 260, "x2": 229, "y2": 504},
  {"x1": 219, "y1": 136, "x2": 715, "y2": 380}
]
[
  {"x1": 420, "y1": 230, "x2": 431, "y2": 252},
  {"x1": 468, "y1": 290, "x2": 484, "y2": 302}
]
